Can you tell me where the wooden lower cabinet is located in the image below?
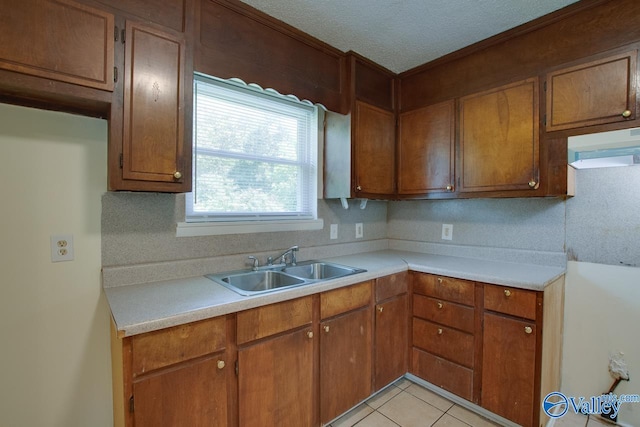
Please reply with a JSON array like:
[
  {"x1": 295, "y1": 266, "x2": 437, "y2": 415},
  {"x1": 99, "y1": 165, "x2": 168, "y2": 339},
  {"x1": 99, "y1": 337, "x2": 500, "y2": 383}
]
[{"x1": 374, "y1": 294, "x2": 408, "y2": 390}]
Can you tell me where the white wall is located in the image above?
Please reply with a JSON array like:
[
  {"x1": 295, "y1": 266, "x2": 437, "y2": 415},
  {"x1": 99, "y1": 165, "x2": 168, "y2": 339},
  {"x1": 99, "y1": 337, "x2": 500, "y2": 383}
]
[
  {"x1": 562, "y1": 261, "x2": 640, "y2": 426},
  {"x1": 0, "y1": 104, "x2": 112, "y2": 427}
]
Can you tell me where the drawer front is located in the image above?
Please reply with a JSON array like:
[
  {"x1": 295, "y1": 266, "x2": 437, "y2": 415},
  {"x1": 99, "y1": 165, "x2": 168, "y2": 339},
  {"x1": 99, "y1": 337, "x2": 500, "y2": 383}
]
[
  {"x1": 412, "y1": 273, "x2": 475, "y2": 306},
  {"x1": 237, "y1": 296, "x2": 313, "y2": 345},
  {"x1": 132, "y1": 316, "x2": 226, "y2": 375},
  {"x1": 484, "y1": 284, "x2": 538, "y2": 320},
  {"x1": 321, "y1": 281, "x2": 372, "y2": 319},
  {"x1": 376, "y1": 272, "x2": 408, "y2": 302},
  {"x1": 412, "y1": 318, "x2": 474, "y2": 368},
  {"x1": 413, "y1": 294, "x2": 475, "y2": 333},
  {"x1": 412, "y1": 348, "x2": 473, "y2": 401}
]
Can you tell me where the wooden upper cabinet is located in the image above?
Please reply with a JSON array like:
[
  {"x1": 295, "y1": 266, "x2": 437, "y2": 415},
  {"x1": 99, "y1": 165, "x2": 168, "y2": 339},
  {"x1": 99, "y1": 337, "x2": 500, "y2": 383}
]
[
  {"x1": 398, "y1": 100, "x2": 455, "y2": 195},
  {"x1": 119, "y1": 21, "x2": 190, "y2": 192},
  {"x1": 546, "y1": 50, "x2": 638, "y2": 131},
  {"x1": 353, "y1": 101, "x2": 396, "y2": 197},
  {"x1": 0, "y1": 0, "x2": 114, "y2": 91},
  {"x1": 459, "y1": 78, "x2": 539, "y2": 193},
  {"x1": 95, "y1": 0, "x2": 187, "y2": 32}
]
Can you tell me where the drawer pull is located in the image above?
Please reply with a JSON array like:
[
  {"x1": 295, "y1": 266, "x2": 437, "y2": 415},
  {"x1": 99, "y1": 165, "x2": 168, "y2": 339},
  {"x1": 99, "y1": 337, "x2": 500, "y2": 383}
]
[
  {"x1": 524, "y1": 326, "x2": 533, "y2": 334},
  {"x1": 323, "y1": 325, "x2": 330, "y2": 333},
  {"x1": 622, "y1": 109, "x2": 632, "y2": 118},
  {"x1": 504, "y1": 289, "x2": 512, "y2": 297},
  {"x1": 437, "y1": 302, "x2": 443, "y2": 309},
  {"x1": 437, "y1": 328, "x2": 443, "y2": 335},
  {"x1": 437, "y1": 277, "x2": 443, "y2": 284},
  {"x1": 217, "y1": 360, "x2": 225, "y2": 370},
  {"x1": 306, "y1": 331, "x2": 314, "y2": 339},
  {"x1": 377, "y1": 306, "x2": 384, "y2": 313}
]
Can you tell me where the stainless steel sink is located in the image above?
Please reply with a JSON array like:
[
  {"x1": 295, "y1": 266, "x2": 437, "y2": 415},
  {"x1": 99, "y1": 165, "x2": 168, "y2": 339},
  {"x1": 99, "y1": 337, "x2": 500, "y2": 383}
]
[{"x1": 206, "y1": 260, "x2": 366, "y2": 296}]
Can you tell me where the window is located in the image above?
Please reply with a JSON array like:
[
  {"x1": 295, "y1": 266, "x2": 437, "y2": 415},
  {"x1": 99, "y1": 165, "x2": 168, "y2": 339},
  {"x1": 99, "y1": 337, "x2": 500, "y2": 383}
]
[{"x1": 181, "y1": 74, "x2": 321, "y2": 235}]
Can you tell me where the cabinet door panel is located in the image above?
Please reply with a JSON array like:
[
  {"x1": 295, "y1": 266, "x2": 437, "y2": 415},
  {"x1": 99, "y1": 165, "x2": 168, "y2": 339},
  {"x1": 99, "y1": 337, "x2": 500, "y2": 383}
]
[
  {"x1": 375, "y1": 295, "x2": 408, "y2": 390},
  {"x1": 353, "y1": 101, "x2": 395, "y2": 197},
  {"x1": 460, "y1": 78, "x2": 539, "y2": 192},
  {"x1": 547, "y1": 51, "x2": 637, "y2": 131},
  {"x1": 321, "y1": 308, "x2": 372, "y2": 424},
  {"x1": 0, "y1": 0, "x2": 114, "y2": 90},
  {"x1": 238, "y1": 328, "x2": 314, "y2": 427},
  {"x1": 398, "y1": 100, "x2": 455, "y2": 194},
  {"x1": 482, "y1": 313, "x2": 537, "y2": 427},
  {"x1": 123, "y1": 21, "x2": 186, "y2": 185},
  {"x1": 133, "y1": 355, "x2": 228, "y2": 427}
]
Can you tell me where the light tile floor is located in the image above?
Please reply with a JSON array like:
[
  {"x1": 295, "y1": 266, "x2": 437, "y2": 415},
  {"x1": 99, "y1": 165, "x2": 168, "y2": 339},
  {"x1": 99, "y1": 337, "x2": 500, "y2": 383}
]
[{"x1": 328, "y1": 379, "x2": 620, "y2": 427}]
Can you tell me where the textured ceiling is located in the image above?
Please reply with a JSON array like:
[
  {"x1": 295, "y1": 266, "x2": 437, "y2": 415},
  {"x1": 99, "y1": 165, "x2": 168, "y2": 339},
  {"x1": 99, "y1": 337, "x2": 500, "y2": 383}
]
[{"x1": 240, "y1": 0, "x2": 580, "y2": 73}]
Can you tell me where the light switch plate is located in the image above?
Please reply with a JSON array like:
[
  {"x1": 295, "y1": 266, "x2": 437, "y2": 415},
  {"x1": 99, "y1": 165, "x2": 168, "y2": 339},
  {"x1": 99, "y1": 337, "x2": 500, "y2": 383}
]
[
  {"x1": 355, "y1": 223, "x2": 363, "y2": 239},
  {"x1": 330, "y1": 224, "x2": 338, "y2": 239},
  {"x1": 441, "y1": 224, "x2": 453, "y2": 240}
]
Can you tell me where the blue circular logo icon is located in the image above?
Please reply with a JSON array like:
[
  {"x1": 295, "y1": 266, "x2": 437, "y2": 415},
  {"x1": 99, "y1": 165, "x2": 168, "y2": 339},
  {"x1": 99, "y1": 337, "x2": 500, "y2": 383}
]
[{"x1": 543, "y1": 392, "x2": 569, "y2": 418}]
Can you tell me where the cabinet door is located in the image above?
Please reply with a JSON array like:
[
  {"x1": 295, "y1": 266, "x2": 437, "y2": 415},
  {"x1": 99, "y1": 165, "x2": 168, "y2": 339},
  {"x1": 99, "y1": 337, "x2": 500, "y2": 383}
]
[
  {"x1": 546, "y1": 51, "x2": 637, "y2": 131},
  {"x1": 353, "y1": 101, "x2": 396, "y2": 197},
  {"x1": 0, "y1": 0, "x2": 114, "y2": 91},
  {"x1": 320, "y1": 307, "x2": 372, "y2": 424},
  {"x1": 460, "y1": 78, "x2": 539, "y2": 193},
  {"x1": 238, "y1": 328, "x2": 314, "y2": 427},
  {"x1": 121, "y1": 21, "x2": 189, "y2": 190},
  {"x1": 482, "y1": 312, "x2": 537, "y2": 427},
  {"x1": 398, "y1": 100, "x2": 455, "y2": 195},
  {"x1": 132, "y1": 355, "x2": 228, "y2": 427},
  {"x1": 374, "y1": 294, "x2": 408, "y2": 391}
]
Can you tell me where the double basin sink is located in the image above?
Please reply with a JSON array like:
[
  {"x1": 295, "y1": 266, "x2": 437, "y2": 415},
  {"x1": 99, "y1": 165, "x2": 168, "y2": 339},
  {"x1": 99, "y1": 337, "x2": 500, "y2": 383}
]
[{"x1": 206, "y1": 260, "x2": 366, "y2": 296}]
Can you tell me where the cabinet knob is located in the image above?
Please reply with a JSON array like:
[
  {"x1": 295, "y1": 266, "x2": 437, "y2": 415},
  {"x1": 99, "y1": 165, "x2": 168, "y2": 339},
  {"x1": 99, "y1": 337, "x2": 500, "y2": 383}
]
[
  {"x1": 622, "y1": 109, "x2": 632, "y2": 118},
  {"x1": 356, "y1": 185, "x2": 362, "y2": 191},
  {"x1": 504, "y1": 289, "x2": 512, "y2": 297},
  {"x1": 446, "y1": 184, "x2": 453, "y2": 192},
  {"x1": 528, "y1": 180, "x2": 537, "y2": 188},
  {"x1": 437, "y1": 277, "x2": 443, "y2": 284},
  {"x1": 524, "y1": 326, "x2": 533, "y2": 334},
  {"x1": 323, "y1": 325, "x2": 330, "y2": 333},
  {"x1": 173, "y1": 171, "x2": 183, "y2": 180},
  {"x1": 437, "y1": 302, "x2": 443, "y2": 309},
  {"x1": 217, "y1": 360, "x2": 225, "y2": 370},
  {"x1": 377, "y1": 306, "x2": 384, "y2": 313},
  {"x1": 437, "y1": 328, "x2": 443, "y2": 335},
  {"x1": 306, "y1": 331, "x2": 314, "y2": 339}
]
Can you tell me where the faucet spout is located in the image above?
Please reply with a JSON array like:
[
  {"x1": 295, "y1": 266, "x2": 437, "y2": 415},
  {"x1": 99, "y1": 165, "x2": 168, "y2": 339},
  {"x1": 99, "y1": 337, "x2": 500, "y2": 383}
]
[{"x1": 274, "y1": 245, "x2": 299, "y2": 266}]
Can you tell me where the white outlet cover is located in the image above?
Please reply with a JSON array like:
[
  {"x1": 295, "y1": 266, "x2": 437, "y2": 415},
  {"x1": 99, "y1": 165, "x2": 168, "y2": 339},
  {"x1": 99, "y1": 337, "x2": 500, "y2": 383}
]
[
  {"x1": 51, "y1": 234, "x2": 74, "y2": 262},
  {"x1": 355, "y1": 223, "x2": 363, "y2": 239},
  {"x1": 330, "y1": 224, "x2": 338, "y2": 239},
  {"x1": 441, "y1": 224, "x2": 453, "y2": 241}
]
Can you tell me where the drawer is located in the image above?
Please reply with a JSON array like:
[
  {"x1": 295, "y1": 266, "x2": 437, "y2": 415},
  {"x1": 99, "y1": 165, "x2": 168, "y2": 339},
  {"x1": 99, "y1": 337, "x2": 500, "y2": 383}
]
[
  {"x1": 132, "y1": 316, "x2": 226, "y2": 375},
  {"x1": 412, "y1": 318, "x2": 474, "y2": 368},
  {"x1": 413, "y1": 294, "x2": 475, "y2": 333},
  {"x1": 237, "y1": 296, "x2": 312, "y2": 345},
  {"x1": 412, "y1": 273, "x2": 475, "y2": 306},
  {"x1": 484, "y1": 284, "x2": 538, "y2": 320},
  {"x1": 376, "y1": 272, "x2": 408, "y2": 302},
  {"x1": 321, "y1": 281, "x2": 372, "y2": 319},
  {"x1": 412, "y1": 348, "x2": 473, "y2": 401}
]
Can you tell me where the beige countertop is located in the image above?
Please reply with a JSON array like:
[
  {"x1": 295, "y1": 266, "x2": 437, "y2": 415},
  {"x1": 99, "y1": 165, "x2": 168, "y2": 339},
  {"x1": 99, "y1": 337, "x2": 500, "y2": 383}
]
[{"x1": 104, "y1": 249, "x2": 565, "y2": 337}]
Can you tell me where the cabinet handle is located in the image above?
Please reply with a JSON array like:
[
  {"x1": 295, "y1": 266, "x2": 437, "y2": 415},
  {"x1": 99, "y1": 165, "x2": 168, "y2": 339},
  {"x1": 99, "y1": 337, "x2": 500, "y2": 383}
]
[
  {"x1": 323, "y1": 325, "x2": 330, "y2": 333},
  {"x1": 446, "y1": 184, "x2": 453, "y2": 192},
  {"x1": 306, "y1": 331, "x2": 313, "y2": 339},
  {"x1": 528, "y1": 180, "x2": 537, "y2": 188},
  {"x1": 622, "y1": 109, "x2": 632, "y2": 118},
  {"x1": 524, "y1": 326, "x2": 533, "y2": 334},
  {"x1": 356, "y1": 185, "x2": 362, "y2": 191},
  {"x1": 504, "y1": 289, "x2": 512, "y2": 297},
  {"x1": 437, "y1": 277, "x2": 443, "y2": 284},
  {"x1": 437, "y1": 328, "x2": 443, "y2": 335},
  {"x1": 173, "y1": 171, "x2": 183, "y2": 180},
  {"x1": 217, "y1": 360, "x2": 225, "y2": 370},
  {"x1": 377, "y1": 306, "x2": 384, "y2": 313},
  {"x1": 437, "y1": 302, "x2": 443, "y2": 309}
]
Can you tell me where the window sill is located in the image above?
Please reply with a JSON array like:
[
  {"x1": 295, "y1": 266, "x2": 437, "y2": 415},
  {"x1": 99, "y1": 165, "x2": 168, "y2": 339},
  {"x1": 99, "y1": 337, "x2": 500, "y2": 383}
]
[{"x1": 176, "y1": 218, "x2": 324, "y2": 237}]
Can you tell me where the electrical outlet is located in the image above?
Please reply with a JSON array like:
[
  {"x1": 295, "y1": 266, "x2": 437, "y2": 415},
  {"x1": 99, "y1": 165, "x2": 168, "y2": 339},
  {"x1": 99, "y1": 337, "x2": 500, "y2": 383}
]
[
  {"x1": 441, "y1": 224, "x2": 453, "y2": 241},
  {"x1": 51, "y1": 234, "x2": 74, "y2": 262},
  {"x1": 355, "y1": 223, "x2": 363, "y2": 239},
  {"x1": 330, "y1": 224, "x2": 338, "y2": 240}
]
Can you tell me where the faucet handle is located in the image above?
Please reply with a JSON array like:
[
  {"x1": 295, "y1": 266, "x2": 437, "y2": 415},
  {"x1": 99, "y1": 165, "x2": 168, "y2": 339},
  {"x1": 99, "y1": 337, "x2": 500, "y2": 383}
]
[{"x1": 248, "y1": 256, "x2": 259, "y2": 270}]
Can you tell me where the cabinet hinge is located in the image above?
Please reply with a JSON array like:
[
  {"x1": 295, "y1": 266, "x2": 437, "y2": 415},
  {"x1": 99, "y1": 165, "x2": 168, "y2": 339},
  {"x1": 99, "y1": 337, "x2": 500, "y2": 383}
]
[
  {"x1": 121, "y1": 28, "x2": 126, "y2": 44},
  {"x1": 119, "y1": 153, "x2": 123, "y2": 168},
  {"x1": 235, "y1": 360, "x2": 239, "y2": 376},
  {"x1": 114, "y1": 67, "x2": 118, "y2": 83},
  {"x1": 114, "y1": 26, "x2": 119, "y2": 42},
  {"x1": 543, "y1": 114, "x2": 547, "y2": 126},
  {"x1": 543, "y1": 81, "x2": 547, "y2": 92},
  {"x1": 129, "y1": 396, "x2": 134, "y2": 413}
]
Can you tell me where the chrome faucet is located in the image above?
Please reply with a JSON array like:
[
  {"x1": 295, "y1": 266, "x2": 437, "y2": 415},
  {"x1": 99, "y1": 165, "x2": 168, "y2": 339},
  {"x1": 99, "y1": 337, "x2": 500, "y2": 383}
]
[{"x1": 270, "y1": 245, "x2": 299, "y2": 266}]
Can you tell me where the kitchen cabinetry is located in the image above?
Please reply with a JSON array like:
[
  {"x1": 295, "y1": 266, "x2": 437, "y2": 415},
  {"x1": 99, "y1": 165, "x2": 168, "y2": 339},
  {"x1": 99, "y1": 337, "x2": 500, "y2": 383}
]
[
  {"x1": 237, "y1": 297, "x2": 315, "y2": 427},
  {"x1": 111, "y1": 20, "x2": 190, "y2": 192},
  {"x1": 0, "y1": 0, "x2": 114, "y2": 92},
  {"x1": 459, "y1": 78, "x2": 539, "y2": 193},
  {"x1": 353, "y1": 101, "x2": 396, "y2": 198},
  {"x1": 411, "y1": 273, "x2": 478, "y2": 401},
  {"x1": 398, "y1": 100, "x2": 455, "y2": 195},
  {"x1": 374, "y1": 273, "x2": 408, "y2": 391},
  {"x1": 320, "y1": 281, "x2": 373, "y2": 424},
  {"x1": 546, "y1": 50, "x2": 637, "y2": 132},
  {"x1": 111, "y1": 315, "x2": 229, "y2": 427}
]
